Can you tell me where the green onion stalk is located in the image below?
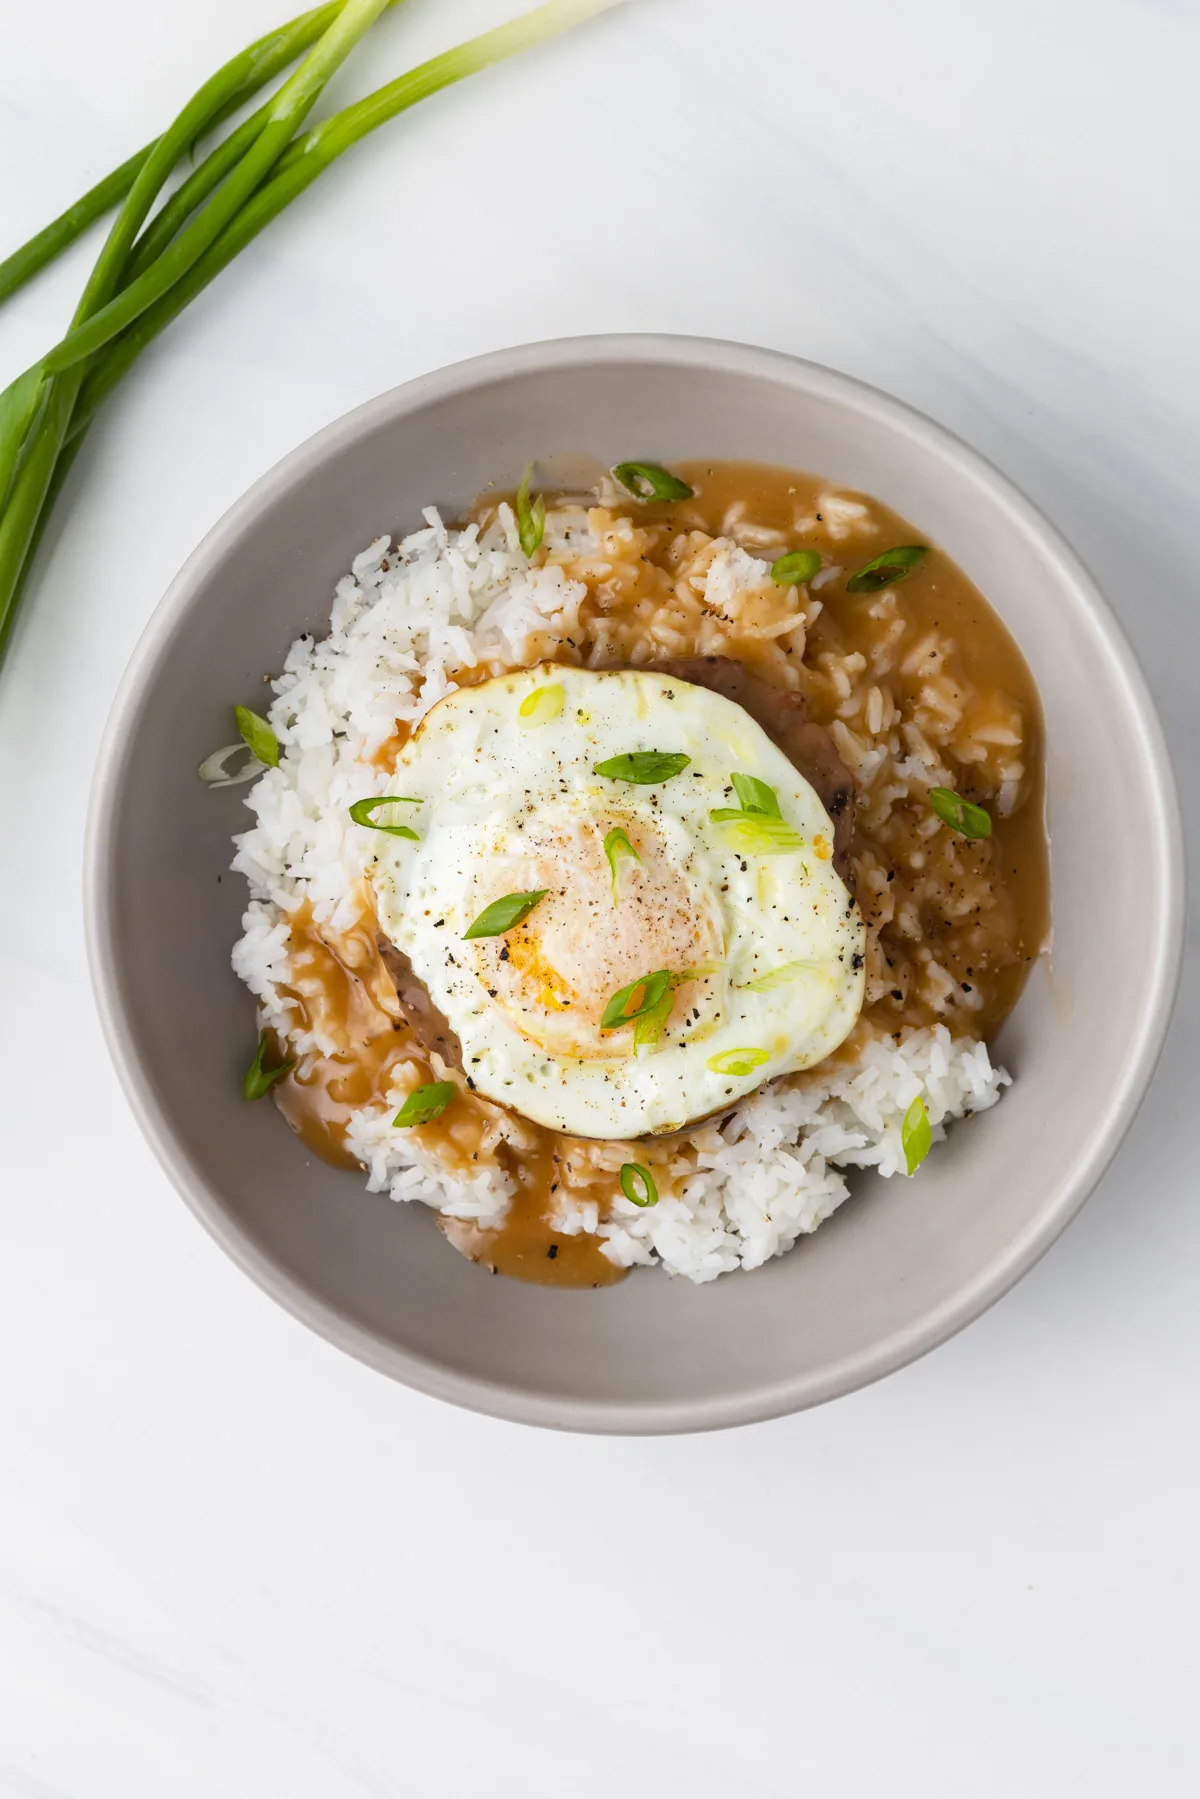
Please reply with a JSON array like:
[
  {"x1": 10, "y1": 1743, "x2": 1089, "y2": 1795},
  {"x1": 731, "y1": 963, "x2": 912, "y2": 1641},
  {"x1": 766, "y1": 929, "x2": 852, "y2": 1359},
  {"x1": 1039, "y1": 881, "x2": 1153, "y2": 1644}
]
[
  {"x1": 0, "y1": 0, "x2": 619, "y2": 669},
  {"x1": 0, "y1": 3, "x2": 356, "y2": 310}
]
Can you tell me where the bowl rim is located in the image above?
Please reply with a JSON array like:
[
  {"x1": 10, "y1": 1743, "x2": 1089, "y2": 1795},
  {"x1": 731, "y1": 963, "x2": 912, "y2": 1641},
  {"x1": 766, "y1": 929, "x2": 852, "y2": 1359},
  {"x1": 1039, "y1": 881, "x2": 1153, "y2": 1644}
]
[{"x1": 84, "y1": 332, "x2": 1186, "y2": 1434}]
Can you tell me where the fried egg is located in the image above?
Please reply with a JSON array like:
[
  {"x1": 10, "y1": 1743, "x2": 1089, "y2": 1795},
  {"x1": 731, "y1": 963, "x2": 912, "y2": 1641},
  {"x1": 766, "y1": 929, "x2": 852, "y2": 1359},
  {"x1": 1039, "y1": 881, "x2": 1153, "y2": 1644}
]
[{"x1": 369, "y1": 665, "x2": 865, "y2": 1137}]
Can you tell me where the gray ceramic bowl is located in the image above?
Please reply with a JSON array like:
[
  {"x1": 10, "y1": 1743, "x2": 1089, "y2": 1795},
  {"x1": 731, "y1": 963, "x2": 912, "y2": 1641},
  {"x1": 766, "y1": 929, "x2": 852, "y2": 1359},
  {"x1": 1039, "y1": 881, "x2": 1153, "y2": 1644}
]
[{"x1": 85, "y1": 335, "x2": 1183, "y2": 1433}]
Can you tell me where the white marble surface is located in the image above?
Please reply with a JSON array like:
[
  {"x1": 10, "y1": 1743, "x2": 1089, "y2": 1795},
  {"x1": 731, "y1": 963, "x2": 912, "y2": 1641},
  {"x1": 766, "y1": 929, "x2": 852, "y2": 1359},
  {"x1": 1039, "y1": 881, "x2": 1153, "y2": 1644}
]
[{"x1": 2, "y1": 0, "x2": 1198, "y2": 1791}]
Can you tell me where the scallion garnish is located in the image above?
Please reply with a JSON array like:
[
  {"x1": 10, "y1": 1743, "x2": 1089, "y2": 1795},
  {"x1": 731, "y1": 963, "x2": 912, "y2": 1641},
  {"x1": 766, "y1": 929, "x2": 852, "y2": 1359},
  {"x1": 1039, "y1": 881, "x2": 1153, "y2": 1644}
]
[
  {"x1": 709, "y1": 771, "x2": 803, "y2": 853},
  {"x1": 629, "y1": 964, "x2": 718, "y2": 1050},
  {"x1": 619, "y1": 1162, "x2": 658, "y2": 1207},
  {"x1": 729, "y1": 771, "x2": 781, "y2": 816},
  {"x1": 845, "y1": 545, "x2": 928, "y2": 593},
  {"x1": 198, "y1": 741, "x2": 259, "y2": 788},
  {"x1": 736, "y1": 960, "x2": 824, "y2": 992},
  {"x1": 600, "y1": 969, "x2": 672, "y2": 1032},
  {"x1": 901, "y1": 1094, "x2": 932, "y2": 1174},
  {"x1": 462, "y1": 889, "x2": 548, "y2": 939},
  {"x1": 393, "y1": 1080, "x2": 457, "y2": 1128},
  {"x1": 611, "y1": 462, "x2": 694, "y2": 503},
  {"x1": 603, "y1": 826, "x2": 641, "y2": 902},
  {"x1": 770, "y1": 548, "x2": 822, "y2": 586},
  {"x1": 348, "y1": 794, "x2": 422, "y2": 839},
  {"x1": 928, "y1": 787, "x2": 992, "y2": 840},
  {"x1": 594, "y1": 750, "x2": 690, "y2": 785},
  {"x1": 235, "y1": 704, "x2": 280, "y2": 768},
  {"x1": 516, "y1": 463, "x2": 546, "y2": 557},
  {"x1": 709, "y1": 813, "x2": 805, "y2": 855},
  {"x1": 633, "y1": 986, "x2": 674, "y2": 1050},
  {"x1": 243, "y1": 1031, "x2": 295, "y2": 1100},
  {"x1": 518, "y1": 682, "x2": 564, "y2": 726},
  {"x1": 706, "y1": 1046, "x2": 770, "y2": 1078}
]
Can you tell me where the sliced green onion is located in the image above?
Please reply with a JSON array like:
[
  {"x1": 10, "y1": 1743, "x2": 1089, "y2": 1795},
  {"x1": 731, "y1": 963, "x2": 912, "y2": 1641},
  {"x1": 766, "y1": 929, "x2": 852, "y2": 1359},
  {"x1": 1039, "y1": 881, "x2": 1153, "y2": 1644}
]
[
  {"x1": 845, "y1": 544, "x2": 928, "y2": 593},
  {"x1": 394, "y1": 1080, "x2": 457, "y2": 1128},
  {"x1": 348, "y1": 794, "x2": 422, "y2": 839},
  {"x1": 516, "y1": 463, "x2": 546, "y2": 557},
  {"x1": 770, "y1": 548, "x2": 822, "y2": 586},
  {"x1": 619, "y1": 1162, "x2": 658, "y2": 1207},
  {"x1": 611, "y1": 462, "x2": 694, "y2": 503},
  {"x1": 235, "y1": 704, "x2": 280, "y2": 768},
  {"x1": 518, "y1": 682, "x2": 564, "y2": 726},
  {"x1": 243, "y1": 1032, "x2": 295, "y2": 1100},
  {"x1": 729, "y1": 771, "x2": 781, "y2": 817},
  {"x1": 676, "y1": 962, "x2": 721, "y2": 983},
  {"x1": 594, "y1": 750, "x2": 690, "y2": 785},
  {"x1": 603, "y1": 826, "x2": 641, "y2": 902},
  {"x1": 462, "y1": 889, "x2": 549, "y2": 939},
  {"x1": 198, "y1": 741, "x2": 259, "y2": 788},
  {"x1": 902, "y1": 1094, "x2": 932, "y2": 1174},
  {"x1": 600, "y1": 968, "x2": 672, "y2": 1032},
  {"x1": 633, "y1": 987, "x2": 674, "y2": 1051},
  {"x1": 706, "y1": 1046, "x2": 770, "y2": 1078},
  {"x1": 710, "y1": 814, "x2": 805, "y2": 855},
  {"x1": 928, "y1": 787, "x2": 992, "y2": 840},
  {"x1": 631, "y1": 964, "x2": 719, "y2": 1050},
  {"x1": 736, "y1": 959, "x2": 824, "y2": 993}
]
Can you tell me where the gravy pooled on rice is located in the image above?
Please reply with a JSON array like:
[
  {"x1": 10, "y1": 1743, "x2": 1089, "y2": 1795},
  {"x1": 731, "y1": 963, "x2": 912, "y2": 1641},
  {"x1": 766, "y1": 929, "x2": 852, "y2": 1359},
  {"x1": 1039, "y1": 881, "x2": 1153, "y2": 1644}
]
[{"x1": 226, "y1": 461, "x2": 1048, "y2": 1287}]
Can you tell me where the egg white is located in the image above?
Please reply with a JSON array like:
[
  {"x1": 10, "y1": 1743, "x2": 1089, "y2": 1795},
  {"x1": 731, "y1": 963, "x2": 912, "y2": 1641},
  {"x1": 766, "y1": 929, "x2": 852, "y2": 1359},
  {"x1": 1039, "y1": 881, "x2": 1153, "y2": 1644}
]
[{"x1": 369, "y1": 664, "x2": 865, "y2": 1137}]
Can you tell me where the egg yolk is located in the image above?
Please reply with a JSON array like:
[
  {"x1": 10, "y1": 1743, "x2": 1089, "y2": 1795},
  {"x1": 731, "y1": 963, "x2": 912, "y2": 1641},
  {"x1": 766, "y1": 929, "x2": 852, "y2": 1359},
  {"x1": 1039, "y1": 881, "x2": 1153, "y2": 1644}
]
[{"x1": 464, "y1": 805, "x2": 724, "y2": 1060}]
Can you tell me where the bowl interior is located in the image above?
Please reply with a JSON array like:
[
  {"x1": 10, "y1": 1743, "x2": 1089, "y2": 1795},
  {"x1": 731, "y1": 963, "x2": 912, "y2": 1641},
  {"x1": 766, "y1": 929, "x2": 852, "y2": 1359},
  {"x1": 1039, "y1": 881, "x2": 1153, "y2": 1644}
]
[{"x1": 88, "y1": 339, "x2": 1180, "y2": 1431}]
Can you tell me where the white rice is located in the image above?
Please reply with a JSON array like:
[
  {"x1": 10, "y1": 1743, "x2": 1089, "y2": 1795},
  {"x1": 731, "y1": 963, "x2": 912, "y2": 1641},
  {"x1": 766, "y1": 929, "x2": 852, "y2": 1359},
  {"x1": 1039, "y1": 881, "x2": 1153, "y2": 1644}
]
[{"x1": 229, "y1": 504, "x2": 1010, "y2": 1284}]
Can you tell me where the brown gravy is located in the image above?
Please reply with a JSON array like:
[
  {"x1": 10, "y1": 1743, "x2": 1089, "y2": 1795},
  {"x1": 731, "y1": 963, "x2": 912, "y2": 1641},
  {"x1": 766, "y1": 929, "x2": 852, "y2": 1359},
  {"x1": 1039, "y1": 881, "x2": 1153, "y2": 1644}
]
[{"x1": 271, "y1": 461, "x2": 1049, "y2": 1286}]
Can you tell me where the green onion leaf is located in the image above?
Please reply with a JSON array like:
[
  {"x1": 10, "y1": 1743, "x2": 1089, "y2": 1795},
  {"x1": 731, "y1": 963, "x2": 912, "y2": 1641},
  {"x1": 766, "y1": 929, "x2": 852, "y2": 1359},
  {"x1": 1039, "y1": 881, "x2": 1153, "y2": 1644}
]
[
  {"x1": 928, "y1": 787, "x2": 993, "y2": 840},
  {"x1": 603, "y1": 826, "x2": 641, "y2": 902},
  {"x1": 729, "y1": 771, "x2": 781, "y2": 816},
  {"x1": 198, "y1": 741, "x2": 259, "y2": 788},
  {"x1": 235, "y1": 704, "x2": 279, "y2": 768},
  {"x1": 736, "y1": 960, "x2": 825, "y2": 993},
  {"x1": 631, "y1": 964, "x2": 718, "y2": 1049},
  {"x1": 243, "y1": 1032, "x2": 295, "y2": 1101},
  {"x1": 516, "y1": 463, "x2": 546, "y2": 557},
  {"x1": 0, "y1": 0, "x2": 628, "y2": 679},
  {"x1": 902, "y1": 1094, "x2": 932, "y2": 1175},
  {"x1": 600, "y1": 968, "x2": 672, "y2": 1032},
  {"x1": 462, "y1": 889, "x2": 549, "y2": 939},
  {"x1": 770, "y1": 548, "x2": 822, "y2": 586},
  {"x1": 518, "y1": 682, "x2": 564, "y2": 726},
  {"x1": 706, "y1": 1046, "x2": 770, "y2": 1078},
  {"x1": 594, "y1": 750, "x2": 690, "y2": 784},
  {"x1": 619, "y1": 1162, "x2": 659, "y2": 1207},
  {"x1": 394, "y1": 1080, "x2": 457, "y2": 1128},
  {"x1": 633, "y1": 987, "x2": 674, "y2": 1050},
  {"x1": 710, "y1": 814, "x2": 805, "y2": 855},
  {"x1": 845, "y1": 545, "x2": 928, "y2": 593},
  {"x1": 611, "y1": 462, "x2": 694, "y2": 503},
  {"x1": 348, "y1": 794, "x2": 422, "y2": 839}
]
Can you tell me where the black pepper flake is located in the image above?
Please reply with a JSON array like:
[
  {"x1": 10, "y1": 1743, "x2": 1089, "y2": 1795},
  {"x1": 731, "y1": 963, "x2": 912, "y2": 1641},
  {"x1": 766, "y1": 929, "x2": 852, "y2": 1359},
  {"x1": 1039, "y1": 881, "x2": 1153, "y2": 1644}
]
[
  {"x1": 852, "y1": 953, "x2": 864, "y2": 970},
  {"x1": 547, "y1": 1244, "x2": 559, "y2": 1259}
]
